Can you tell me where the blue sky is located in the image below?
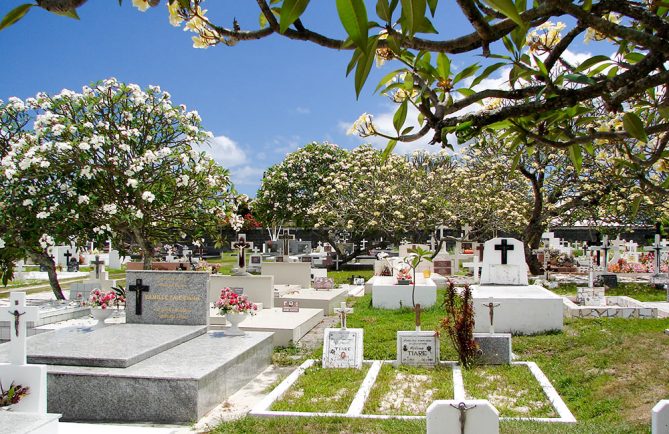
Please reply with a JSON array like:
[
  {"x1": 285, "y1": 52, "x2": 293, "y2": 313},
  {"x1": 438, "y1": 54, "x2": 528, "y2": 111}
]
[{"x1": 0, "y1": 1, "x2": 600, "y2": 196}]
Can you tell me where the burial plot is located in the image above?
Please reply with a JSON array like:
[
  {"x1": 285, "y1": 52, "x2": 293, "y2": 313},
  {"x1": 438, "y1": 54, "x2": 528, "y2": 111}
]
[
  {"x1": 69, "y1": 255, "x2": 117, "y2": 301},
  {"x1": 396, "y1": 304, "x2": 440, "y2": 367},
  {"x1": 0, "y1": 272, "x2": 273, "y2": 423},
  {"x1": 472, "y1": 238, "x2": 563, "y2": 335},
  {"x1": 372, "y1": 275, "x2": 437, "y2": 309},
  {"x1": 322, "y1": 303, "x2": 363, "y2": 369},
  {"x1": 426, "y1": 399, "x2": 499, "y2": 434}
]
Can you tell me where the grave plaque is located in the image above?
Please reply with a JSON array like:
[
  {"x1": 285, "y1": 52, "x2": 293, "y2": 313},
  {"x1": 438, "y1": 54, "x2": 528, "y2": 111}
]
[
  {"x1": 251, "y1": 255, "x2": 261, "y2": 264},
  {"x1": 300, "y1": 256, "x2": 313, "y2": 263},
  {"x1": 232, "y1": 287, "x2": 244, "y2": 295},
  {"x1": 397, "y1": 331, "x2": 440, "y2": 366},
  {"x1": 125, "y1": 271, "x2": 209, "y2": 326},
  {"x1": 282, "y1": 300, "x2": 299, "y2": 312},
  {"x1": 322, "y1": 328, "x2": 363, "y2": 369}
]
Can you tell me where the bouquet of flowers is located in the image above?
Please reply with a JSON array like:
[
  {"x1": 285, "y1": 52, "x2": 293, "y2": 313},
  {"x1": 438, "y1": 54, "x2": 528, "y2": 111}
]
[
  {"x1": 214, "y1": 287, "x2": 258, "y2": 315},
  {"x1": 88, "y1": 289, "x2": 121, "y2": 309},
  {"x1": 396, "y1": 267, "x2": 413, "y2": 283},
  {"x1": 0, "y1": 381, "x2": 29, "y2": 408}
]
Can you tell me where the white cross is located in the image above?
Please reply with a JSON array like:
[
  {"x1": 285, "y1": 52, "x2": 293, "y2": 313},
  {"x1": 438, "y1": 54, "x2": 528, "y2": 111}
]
[
  {"x1": 317, "y1": 241, "x2": 323, "y2": 248},
  {"x1": 360, "y1": 239, "x2": 368, "y2": 250},
  {"x1": 429, "y1": 234, "x2": 437, "y2": 251},
  {"x1": 462, "y1": 223, "x2": 472, "y2": 239},
  {"x1": 400, "y1": 239, "x2": 410, "y2": 245},
  {"x1": 333, "y1": 301, "x2": 353, "y2": 329},
  {"x1": 333, "y1": 255, "x2": 343, "y2": 271},
  {"x1": 1, "y1": 293, "x2": 38, "y2": 365},
  {"x1": 644, "y1": 233, "x2": 669, "y2": 275},
  {"x1": 252, "y1": 246, "x2": 260, "y2": 253},
  {"x1": 437, "y1": 225, "x2": 448, "y2": 239}
]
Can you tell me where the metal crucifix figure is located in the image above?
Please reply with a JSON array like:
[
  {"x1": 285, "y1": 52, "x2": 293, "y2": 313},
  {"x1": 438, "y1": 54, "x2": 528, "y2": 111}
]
[
  {"x1": 449, "y1": 401, "x2": 477, "y2": 434},
  {"x1": 482, "y1": 297, "x2": 501, "y2": 334},
  {"x1": 8, "y1": 307, "x2": 26, "y2": 338}
]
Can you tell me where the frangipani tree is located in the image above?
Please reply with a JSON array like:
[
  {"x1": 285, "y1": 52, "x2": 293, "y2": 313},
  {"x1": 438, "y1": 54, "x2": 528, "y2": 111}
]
[
  {"x1": 1, "y1": 80, "x2": 239, "y2": 298},
  {"x1": 253, "y1": 142, "x2": 346, "y2": 240}
]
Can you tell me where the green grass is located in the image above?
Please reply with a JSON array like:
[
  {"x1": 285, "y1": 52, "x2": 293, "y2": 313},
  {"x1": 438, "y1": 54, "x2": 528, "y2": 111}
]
[
  {"x1": 462, "y1": 364, "x2": 556, "y2": 418},
  {"x1": 343, "y1": 291, "x2": 458, "y2": 361},
  {"x1": 553, "y1": 282, "x2": 667, "y2": 302},
  {"x1": 271, "y1": 363, "x2": 370, "y2": 413},
  {"x1": 363, "y1": 363, "x2": 454, "y2": 415},
  {"x1": 329, "y1": 269, "x2": 374, "y2": 286}
]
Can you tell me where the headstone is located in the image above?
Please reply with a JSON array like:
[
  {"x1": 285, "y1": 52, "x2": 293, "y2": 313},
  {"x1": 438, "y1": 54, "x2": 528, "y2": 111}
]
[
  {"x1": 0, "y1": 292, "x2": 47, "y2": 413},
  {"x1": 396, "y1": 331, "x2": 439, "y2": 366},
  {"x1": 473, "y1": 333, "x2": 512, "y2": 365},
  {"x1": 426, "y1": 399, "x2": 499, "y2": 434},
  {"x1": 125, "y1": 271, "x2": 209, "y2": 326},
  {"x1": 479, "y1": 238, "x2": 528, "y2": 285},
  {"x1": 282, "y1": 300, "x2": 300, "y2": 312},
  {"x1": 322, "y1": 302, "x2": 363, "y2": 369},
  {"x1": 108, "y1": 249, "x2": 123, "y2": 269},
  {"x1": 67, "y1": 257, "x2": 79, "y2": 272},
  {"x1": 652, "y1": 400, "x2": 669, "y2": 434},
  {"x1": 313, "y1": 277, "x2": 335, "y2": 290},
  {"x1": 232, "y1": 233, "x2": 252, "y2": 276}
]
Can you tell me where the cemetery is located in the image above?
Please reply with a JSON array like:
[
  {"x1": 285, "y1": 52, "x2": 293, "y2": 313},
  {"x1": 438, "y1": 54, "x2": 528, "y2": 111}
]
[{"x1": 2, "y1": 1, "x2": 669, "y2": 433}]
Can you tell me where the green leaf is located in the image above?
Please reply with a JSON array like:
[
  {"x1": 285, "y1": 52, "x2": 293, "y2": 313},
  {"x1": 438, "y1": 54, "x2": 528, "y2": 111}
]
[
  {"x1": 575, "y1": 55, "x2": 612, "y2": 73},
  {"x1": 54, "y1": 8, "x2": 80, "y2": 19},
  {"x1": 279, "y1": 0, "x2": 310, "y2": 33},
  {"x1": 564, "y1": 73, "x2": 596, "y2": 85},
  {"x1": 630, "y1": 195, "x2": 642, "y2": 217},
  {"x1": 354, "y1": 39, "x2": 379, "y2": 97},
  {"x1": 568, "y1": 144, "x2": 582, "y2": 172},
  {"x1": 510, "y1": 150, "x2": 522, "y2": 172},
  {"x1": 532, "y1": 54, "x2": 548, "y2": 77},
  {"x1": 337, "y1": 0, "x2": 369, "y2": 51},
  {"x1": 0, "y1": 4, "x2": 33, "y2": 31},
  {"x1": 437, "y1": 53, "x2": 451, "y2": 79},
  {"x1": 400, "y1": 0, "x2": 426, "y2": 35},
  {"x1": 346, "y1": 48, "x2": 363, "y2": 76},
  {"x1": 393, "y1": 101, "x2": 408, "y2": 133},
  {"x1": 482, "y1": 0, "x2": 524, "y2": 27},
  {"x1": 376, "y1": 0, "x2": 391, "y2": 21},
  {"x1": 453, "y1": 63, "x2": 480, "y2": 84},
  {"x1": 427, "y1": 0, "x2": 438, "y2": 16},
  {"x1": 471, "y1": 62, "x2": 506, "y2": 87},
  {"x1": 582, "y1": 141, "x2": 594, "y2": 156},
  {"x1": 456, "y1": 88, "x2": 475, "y2": 97},
  {"x1": 622, "y1": 112, "x2": 648, "y2": 143},
  {"x1": 374, "y1": 69, "x2": 403, "y2": 94},
  {"x1": 658, "y1": 106, "x2": 669, "y2": 120},
  {"x1": 259, "y1": 12, "x2": 268, "y2": 28},
  {"x1": 382, "y1": 139, "x2": 397, "y2": 161},
  {"x1": 583, "y1": 0, "x2": 592, "y2": 11}
]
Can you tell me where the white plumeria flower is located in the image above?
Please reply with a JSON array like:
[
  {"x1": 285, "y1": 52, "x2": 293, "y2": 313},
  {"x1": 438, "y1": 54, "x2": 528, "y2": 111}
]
[{"x1": 142, "y1": 191, "x2": 156, "y2": 203}]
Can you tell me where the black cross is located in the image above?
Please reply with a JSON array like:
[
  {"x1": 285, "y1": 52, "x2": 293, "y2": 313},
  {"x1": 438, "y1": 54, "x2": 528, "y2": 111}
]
[
  {"x1": 278, "y1": 231, "x2": 294, "y2": 256},
  {"x1": 233, "y1": 236, "x2": 251, "y2": 268},
  {"x1": 63, "y1": 250, "x2": 73, "y2": 264},
  {"x1": 494, "y1": 239, "x2": 514, "y2": 265},
  {"x1": 91, "y1": 255, "x2": 105, "y2": 279},
  {"x1": 128, "y1": 279, "x2": 150, "y2": 315}
]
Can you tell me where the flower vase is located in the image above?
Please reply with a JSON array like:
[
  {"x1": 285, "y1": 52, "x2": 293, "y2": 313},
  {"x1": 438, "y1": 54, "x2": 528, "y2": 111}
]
[
  {"x1": 91, "y1": 308, "x2": 112, "y2": 327},
  {"x1": 225, "y1": 311, "x2": 247, "y2": 336}
]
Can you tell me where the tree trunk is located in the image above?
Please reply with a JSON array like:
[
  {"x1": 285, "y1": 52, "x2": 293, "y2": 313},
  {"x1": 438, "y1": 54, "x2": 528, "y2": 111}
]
[
  {"x1": 523, "y1": 195, "x2": 545, "y2": 275},
  {"x1": 32, "y1": 253, "x2": 65, "y2": 300}
]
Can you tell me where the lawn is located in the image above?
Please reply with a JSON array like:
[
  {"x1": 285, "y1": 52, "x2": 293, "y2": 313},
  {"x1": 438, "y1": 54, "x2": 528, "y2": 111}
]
[{"x1": 216, "y1": 279, "x2": 669, "y2": 433}]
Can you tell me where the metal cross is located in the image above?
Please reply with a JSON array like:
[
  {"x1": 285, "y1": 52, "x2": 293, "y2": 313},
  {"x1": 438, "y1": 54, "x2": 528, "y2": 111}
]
[
  {"x1": 482, "y1": 297, "x2": 501, "y2": 334},
  {"x1": 494, "y1": 239, "x2": 514, "y2": 264},
  {"x1": 334, "y1": 301, "x2": 353, "y2": 329},
  {"x1": 449, "y1": 402, "x2": 477, "y2": 434},
  {"x1": 128, "y1": 279, "x2": 150, "y2": 315},
  {"x1": 63, "y1": 249, "x2": 73, "y2": 265},
  {"x1": 91, "y1": 255, "x2": 105, "y2": 279}
]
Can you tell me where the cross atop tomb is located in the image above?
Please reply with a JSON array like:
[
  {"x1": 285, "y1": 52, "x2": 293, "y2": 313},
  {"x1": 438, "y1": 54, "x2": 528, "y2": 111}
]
[
  {"x1": 481, "y1": 297, "x2": 501, "y2": 334},
  {"x1": 334, "y1": 301, "x2": 353, "y2": 329},
  {"x1": 333, "y1": 255, "x2": 343, "y2": 271},
  {"x1": 63, "y1": 250, "x2": 73, "y2": 264},
  {"x1": 1, "y1": 292, "x2": 38, "y2": 365},
  {"x1": 436, "y1": 225, "x2": 448, "y2": 240},
  {"x1": 233, "y1": 234, "x2": 251, "y2": 271},
  {"x1": 644, "y1": 222, "x2": 668, "y2": 276},
  {"x1": 128, "y1": 279, "x2": 150, "y2": 315},
  {"x1": 360, "y1": 239, "x2": 368, "y2": 251},
  {"x1": 252, "y1": 246, "x2": 260, "y2": 254},
  {"x1": 278, "y1": 230, "x2": 295, "y2": 257},
  {"x1": 494, "y1": 239, "x2": 514, "y2": 265},
  {"x1": 91, "y1": 255, "x2": 105, "y2": 280}
]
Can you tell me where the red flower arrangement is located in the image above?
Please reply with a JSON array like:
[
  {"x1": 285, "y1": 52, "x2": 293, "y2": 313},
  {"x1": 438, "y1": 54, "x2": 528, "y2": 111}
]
[
  {"x1": 214, "y1": 287, "x2": 258, "y2": 315},
  {"x1": 88, "y1": 289, "x2": 122, "y2": 309}
]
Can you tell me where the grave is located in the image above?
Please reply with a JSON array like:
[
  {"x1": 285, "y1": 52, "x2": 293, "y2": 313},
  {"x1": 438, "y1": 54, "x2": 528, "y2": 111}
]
[
  {"x1": 262, "y1": 262, "x2": 312, "y2": 288},
  {"x1": 0, "y1": 272, "x2": 273, "y2": 423},
  {"x1": 0, "y1": 299, "x2": 89, "y2": 342},
  {"x1": 474, "y1": 297, "x2": 512, "y2": 365},
  {"x1": 396, "y1": 304, "x2": 439, "y2": 367},
  {"x1": 69, "y1": 255, "x2": 117, "y2": 302},
  {"x1": 426, "y1": 399, "x2": 499, "y2": 434},
  {"x1": 0, "y1": 293, "x2": 60, "y2": 433},
  {"x1": 372, "y1": 275, "x2": 437, "y2": 309},
  {"x1": 322, "y1": 302, "x2": 363, "y2": 369},
  {"x1": 472, "y1": 238, "x2": 563, "y2": 335}
]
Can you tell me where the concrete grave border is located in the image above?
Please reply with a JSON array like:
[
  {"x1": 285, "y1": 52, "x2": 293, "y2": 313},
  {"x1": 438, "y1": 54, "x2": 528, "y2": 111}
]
[{"x1": 250, "y1": 359, "x2": 576, "y2": 423}]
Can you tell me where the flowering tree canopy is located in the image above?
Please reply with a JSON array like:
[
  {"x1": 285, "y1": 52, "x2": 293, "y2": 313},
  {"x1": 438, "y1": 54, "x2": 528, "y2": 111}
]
[
  {"x1": 1, "y1": 79, "x2": 238, "y2": 297},
  {"x1": 253, "y1": 142, "x2": 346, "y2": 240}
]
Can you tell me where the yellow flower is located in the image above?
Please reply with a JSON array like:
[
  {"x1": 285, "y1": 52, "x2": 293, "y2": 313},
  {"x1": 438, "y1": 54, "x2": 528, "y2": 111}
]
[
  {"x1": 132, "y1": 0, "x2": 150, "y2": 12},
  {"x1": 168, "y1": 1, "x2": 184, "y2": 27}
]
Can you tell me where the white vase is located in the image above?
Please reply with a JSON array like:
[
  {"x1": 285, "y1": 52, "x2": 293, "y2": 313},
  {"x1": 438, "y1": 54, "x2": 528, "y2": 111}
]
[
  {"x1": 225, "y1": 311, "x2": 247, "y2": 336},
  {"x1": 91, "y1": 307, "x2": 112, "y2": 327}
]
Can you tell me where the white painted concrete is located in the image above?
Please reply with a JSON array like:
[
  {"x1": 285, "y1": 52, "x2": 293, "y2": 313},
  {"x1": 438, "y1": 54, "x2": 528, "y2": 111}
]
[{"x1": 372, "y1": 276, "x2": 437, "y2": 309}]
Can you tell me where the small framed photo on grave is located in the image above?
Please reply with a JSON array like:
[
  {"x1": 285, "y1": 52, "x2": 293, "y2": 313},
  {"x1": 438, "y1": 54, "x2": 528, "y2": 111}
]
[
  {"x1": 282, "y1": 300, "x2": 299, "y2": 312},
  {"x1": 353, "y1": 277, "x2": 365, "y2": 285},
  {"x1": 232, "y1": 287, "x2": 244, "y2": 295},
  {"x1": 276, "y1": 256, "x2": 284, "y2": 263},
  {"x1": 251, "y1": 255, "x2": 261, "y2": 264},
  {"x1": 300, "y1": 256, "x2": 313, "y2": 263}
]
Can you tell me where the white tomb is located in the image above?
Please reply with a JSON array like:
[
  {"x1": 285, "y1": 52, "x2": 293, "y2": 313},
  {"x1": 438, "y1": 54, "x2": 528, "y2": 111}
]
[
  {"x1": 261, "y1": 262, "x2": 312, "y2": 289},
  {"x1": 371, "y1": 275, "x2": 437, "y2": 309},
  {"x1": 426, "y1": 399, "x2": 499, "y2": 434},
  {"x1": 472, "y1": 238, "x2": 563, "y2": 335}
]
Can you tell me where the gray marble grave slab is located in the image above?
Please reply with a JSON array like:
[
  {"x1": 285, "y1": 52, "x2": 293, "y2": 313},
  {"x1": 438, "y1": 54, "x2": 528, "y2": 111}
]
[
  {"x1": 474, "y1": 332, "x2": 512, "y2": 364},
  {"x1": 0, "y1": 412, "x2": 61, "y2": 434},
  {"x1": 26, "y1": 324, "x2": 207, "y2": 368},
  {"x1": 126, "y1": 270, "x2": 209, "y2": 325}
]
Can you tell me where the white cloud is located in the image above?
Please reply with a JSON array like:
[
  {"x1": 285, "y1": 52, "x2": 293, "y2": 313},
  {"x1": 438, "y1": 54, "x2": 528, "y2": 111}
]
[
  {"x1": 197, "y1": 135, "x2": 247, "y2": 168},
  {"x1": 230, "y1": 165, "x2": 266, "y2": 186},
  {"x1": 296, "y1": 106, "x2": 311, "y2": 115}
]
